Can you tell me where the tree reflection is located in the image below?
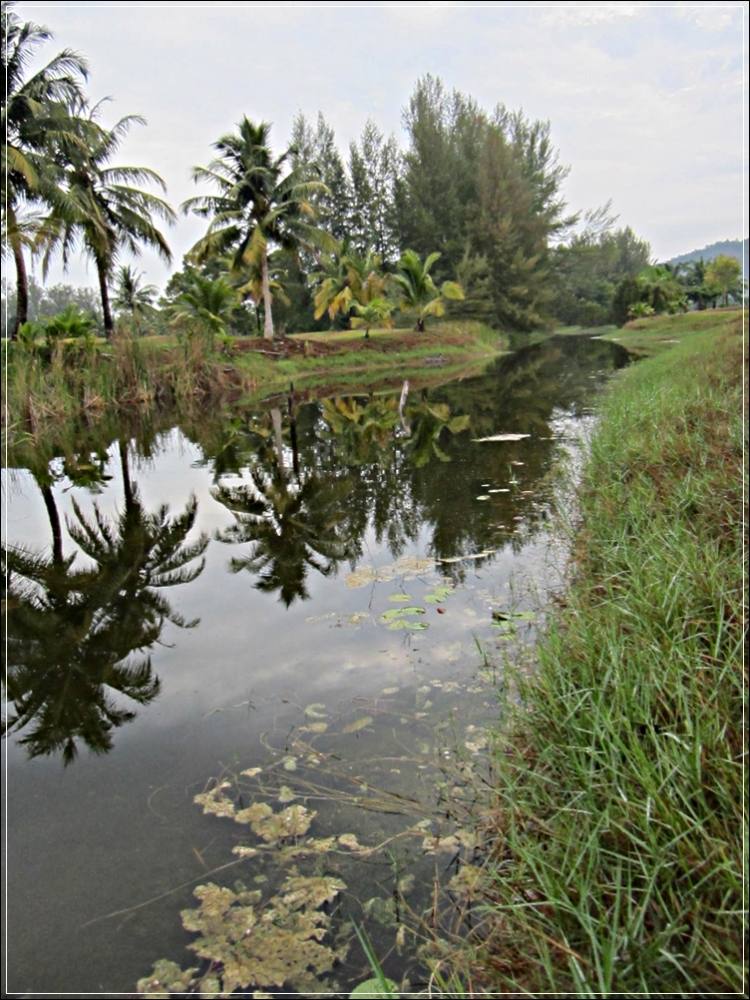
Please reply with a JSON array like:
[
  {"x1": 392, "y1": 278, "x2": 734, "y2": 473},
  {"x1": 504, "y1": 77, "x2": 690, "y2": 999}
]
[
  {"x1": 212, "y1": 408, "x2": 358, "y2": 606},
  {"x1": 2, "y1": 460, "x2": 208, "y2": 764}
]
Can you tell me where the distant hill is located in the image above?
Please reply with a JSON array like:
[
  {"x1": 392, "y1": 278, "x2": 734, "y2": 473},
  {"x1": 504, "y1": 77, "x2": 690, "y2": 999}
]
[{"x1": 669, "y1": 238, "x2": 748, "y2": 278}]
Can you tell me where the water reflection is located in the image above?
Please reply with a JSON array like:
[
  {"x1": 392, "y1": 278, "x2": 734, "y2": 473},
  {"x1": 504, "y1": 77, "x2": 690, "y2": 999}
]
[
  {"x1": 2, "y1": 443, "x2": 208, "y2": 763},
  {"x1": 212, "y1": 409, "x2": 358, "y2": 607},
  {"x1": 3, "y1": 336, "x2": 629, "y2": 764}
]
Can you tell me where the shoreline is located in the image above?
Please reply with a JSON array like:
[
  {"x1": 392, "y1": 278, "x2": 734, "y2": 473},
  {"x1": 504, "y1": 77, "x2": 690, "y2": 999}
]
[{"x1": 457, "y1": 308, "x2": 745, "y2": 994}]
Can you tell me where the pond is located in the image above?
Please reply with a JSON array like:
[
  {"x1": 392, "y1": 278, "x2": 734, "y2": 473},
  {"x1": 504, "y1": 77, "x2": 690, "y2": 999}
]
[{"x1": 2, "y1": 335, "x2": 629, "y2": 996}]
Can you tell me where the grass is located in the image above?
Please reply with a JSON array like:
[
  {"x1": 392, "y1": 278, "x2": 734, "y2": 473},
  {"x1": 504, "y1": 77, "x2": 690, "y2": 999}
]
[
  {"x1": 595, "y1": 306, "x2": 742, "y2": 357},
  {"x1": 459, "y1": 309, "x2": 746, "y2": 994},
  {"x1": 2, "y1": 320, "x2": 506, "y2": 453}
]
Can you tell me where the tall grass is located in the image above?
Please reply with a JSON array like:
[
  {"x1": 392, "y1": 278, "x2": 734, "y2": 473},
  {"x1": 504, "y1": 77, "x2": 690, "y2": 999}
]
[{"x1": 466, "y1": 316, "x2": 745, "y2": 994}]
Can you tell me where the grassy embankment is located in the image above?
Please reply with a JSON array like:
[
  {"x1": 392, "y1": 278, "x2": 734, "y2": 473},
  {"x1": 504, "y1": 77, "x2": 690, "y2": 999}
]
[
  {"x1": 1, "y1": 321, "x2": 505, "y2": 452},
  {"x1": 459, "y1": 309, "x2": 745, "y2": 994}
]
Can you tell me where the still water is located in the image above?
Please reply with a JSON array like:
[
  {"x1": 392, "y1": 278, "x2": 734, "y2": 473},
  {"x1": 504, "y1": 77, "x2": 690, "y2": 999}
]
[{"x1": 2, "y1": 336, "x2": 629, "y2": 996}]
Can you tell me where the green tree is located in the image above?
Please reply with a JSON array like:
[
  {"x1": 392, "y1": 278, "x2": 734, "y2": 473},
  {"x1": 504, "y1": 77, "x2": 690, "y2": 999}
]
[
  {"x1": 392, "y1": 249, "x2": 464, "y2": 331},
  {"x1": 1, "y1": 2, "x2": 89, "y2": 337},
  {"x1": 184, "y1": 117, "x2": 332, "y2": 340},
  {"x1": 289, "y1": 111, "x2": 351, "y2": 243},
  {"x1": 349, "y1": 297, "x2": 394, "y2": 339},
  {"x1": 310, "y1": 242, "x2": 386, "y2": 326},
  {"x1": 705, "y1": 254, "x2": 742, "y2": 306},
  {"x1": 113, "y1": 264, "x2": 157, "y2": 332},
  {"x1": 40, "y1": 105, "x2": 175, "y2": 336},
  {"x1": 166, "y1": 268, "x2": 239, "y2": 338}
]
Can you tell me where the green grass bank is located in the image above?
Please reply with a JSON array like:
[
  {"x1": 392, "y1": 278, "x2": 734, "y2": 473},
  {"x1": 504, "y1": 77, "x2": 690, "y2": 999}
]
[
  {"x1": 1, "y1": 321, "x2": 505, "y2": 454},
  {"x1": 459, "y1": 309, "x2": 745, "y2": 994}
]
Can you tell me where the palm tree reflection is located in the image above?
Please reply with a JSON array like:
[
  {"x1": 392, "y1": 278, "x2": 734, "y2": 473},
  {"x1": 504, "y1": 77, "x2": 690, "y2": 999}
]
[{"x1": 3, "y1": 457, "x2": 208, "y2": 764}]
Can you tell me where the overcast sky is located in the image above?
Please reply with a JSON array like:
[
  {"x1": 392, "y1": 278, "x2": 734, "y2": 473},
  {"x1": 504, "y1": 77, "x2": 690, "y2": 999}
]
[{"x1": 17, "y1": 1, "x2": 749, "y2": 292}]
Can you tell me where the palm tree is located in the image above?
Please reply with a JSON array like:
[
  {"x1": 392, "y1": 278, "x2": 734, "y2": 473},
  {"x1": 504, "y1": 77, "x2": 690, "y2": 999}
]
[
  {"x1": 1, "y1": 2, "x2": 89, "y2": 338},
  {"x1": 349, "y1": 297, "x2": 394, "y2": 339},
  {"x1": 113, "y1": 264, "x2": 157, "y2": 332},
  {"x1": 392, "y1": 250, "x2": 464, "y2": 331},
  {"x1": 40, "y1": 105, "x2": 175, "y2": 336},
  {"x1": 166, "y1": 267, "x2": 238, "y2": 337},
  {"x1": 309, "y1": 241, "x2": 385, "y2": 326},
  {"x1": 183, "y1": 117, "x2": 332, "y2": 340}
]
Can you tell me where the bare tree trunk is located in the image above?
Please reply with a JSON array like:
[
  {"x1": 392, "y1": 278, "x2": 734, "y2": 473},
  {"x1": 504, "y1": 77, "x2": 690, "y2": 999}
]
[
  {"x1": 261, "y1": 249, "x2": 275, "y2": 340},
  {"x1": 96, "y1": 257, "x2": 114, "y2": 337},
  {"x1": 10, "y1": 228, "x2": 29, "y2": 340}
]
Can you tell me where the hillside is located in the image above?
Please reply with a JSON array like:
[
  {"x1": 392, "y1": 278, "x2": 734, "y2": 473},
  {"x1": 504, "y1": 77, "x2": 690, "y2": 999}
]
[{"x1": 669, "y1": 237, "x2": 748, "y2": 277}]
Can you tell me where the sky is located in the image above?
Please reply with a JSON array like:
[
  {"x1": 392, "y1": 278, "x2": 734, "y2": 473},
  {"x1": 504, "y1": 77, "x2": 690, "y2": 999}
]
[{"x1": 15, "y1": 1, "x2": 749, "y2": 293}]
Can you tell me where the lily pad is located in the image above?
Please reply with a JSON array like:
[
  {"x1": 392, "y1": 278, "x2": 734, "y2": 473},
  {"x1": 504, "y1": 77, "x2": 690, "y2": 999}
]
[
  {"x1": 342, "y1": 716, "x2": 373, "y2": 734},
  {"x1": 350, "y1": 977, "x2": 399, "y2": 998}
]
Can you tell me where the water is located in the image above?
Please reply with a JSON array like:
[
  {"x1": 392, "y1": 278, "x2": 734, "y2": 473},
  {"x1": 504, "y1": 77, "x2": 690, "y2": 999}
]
[{"x1": 2, "y1": 335, "x2": 629, "y2": 996}]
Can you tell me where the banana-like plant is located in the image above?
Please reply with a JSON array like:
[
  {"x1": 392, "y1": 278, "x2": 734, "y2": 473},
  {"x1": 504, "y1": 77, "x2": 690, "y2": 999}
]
[{"x1": 392, "y1": 249, "x2": 464, "y2": 331}]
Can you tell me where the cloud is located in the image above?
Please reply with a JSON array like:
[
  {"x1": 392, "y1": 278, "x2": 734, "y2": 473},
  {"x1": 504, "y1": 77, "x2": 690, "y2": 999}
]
[{"x1": 17, "y1": 1, "x2": 747, "y2": 284}]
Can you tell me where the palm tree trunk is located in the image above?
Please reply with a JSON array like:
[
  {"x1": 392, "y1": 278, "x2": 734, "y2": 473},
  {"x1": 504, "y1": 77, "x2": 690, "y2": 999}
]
[
  {"x1": 96, "y1": 257, "x2": 115, "y2": 337},
  {"x1": 10, "y1": 228, "x2": 29, "y2": 340},
  {"x1": 40, "y1": 483, "x2": 64, "y2": 566},
  {"x1": 119, "y1": 440, "x2": 134, "y2": 509},
  {"x1": 271, "y1": 407, "x2": 285, "y2": 471},
  {"x1": 261, "y1": 249, "x2": 275, "y2": 340}
]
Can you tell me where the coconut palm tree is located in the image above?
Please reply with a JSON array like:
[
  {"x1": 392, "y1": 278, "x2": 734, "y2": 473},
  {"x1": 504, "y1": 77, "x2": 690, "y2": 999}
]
[
  {"x1": 183, "y1": 117, "x2": 332, "y2": 340},
  {"x1": 1, "y1": 2, "x2": 89, "y2": 337},
  {"x1": 166, "y1": 267, "x2": 238, "y2": 338},
  {"x1": 392, "y1": 250, "x2": 464, "y2": 331},
  {"x1": 349, "y1": 297, "x2": 394, "y2": 339},
  {"x1": 113, "y1": 264, "x2": 157, "y2": 331},
  {"x1": 309, "y1": 242, "x2": 386, "y2": 326},
  {"x1": 39, "y1": 105, "x2": 175, "y2": 336}
]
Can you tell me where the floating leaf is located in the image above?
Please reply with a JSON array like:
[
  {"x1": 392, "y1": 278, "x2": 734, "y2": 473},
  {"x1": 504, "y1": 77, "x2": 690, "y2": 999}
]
[
  {"x1": 194, "y1": 786, "x2": 236, "y2": 819},
  {"x1": 302, "y1": 721, "x2": 328, "y2": 734},
  {"x1": 343, "y1": 716, "x2": 373, "y2": 734},
  {"x1": 386, "y1": 620, "x2": 428, "y2": 631},
  {"x1": 137, "y1": 959, "x2": 198, "y2": 997},
  {"x1": 472, "y1": 433, "x2": 530, "y2": 442},
  {"x1": 241, "y1": 767, "x2": 262, "y2": 778},
  {"x1": 387, "y1": 593, "x2": 412, "y2": 603},
  {"x1": 232, "y1": 846, "x2": 259, "y2": 859},
  {"x1": 381, "y1": 606, "x2": 425, "y2": 620},
  {"x1": 304, "y1": 703, "x2": 327, "y2": 719},
  {"x1": 350, "y1": 977, "x2": 399, "y2": 999},
  {"x1": 172, "y1": 875, "x2": 347, "y2": 994}
]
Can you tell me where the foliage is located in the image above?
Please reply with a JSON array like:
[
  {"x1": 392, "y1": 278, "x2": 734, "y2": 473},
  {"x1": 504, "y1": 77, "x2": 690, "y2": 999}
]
[
  {"x1": 1, "y1": 2, "x2": 89, "y2": 336},
  {"x1": 113, "y1": 264, "x2": 157, "y2": 323},
  {"x1": 38, "y1": 103, "x2": 175, "y2": 335},
  {"x1": 704, "y1": 253, "x2": 742, "y2": 306},
  {"x1": 183, "y1": 117, "x2": 332, "y2": 339},
  {"x1": 349, "y1": 297, "x2": 394, "y2": 338},
  {"x1": 551, "y1": 214, "x2": 652, "y2": 327},
  {"x1": 392, "y1": 249, "x2": 464, "y2": 330},
  {"x1": 166, "y1": 268, "x2": 240, "y2": 338}
]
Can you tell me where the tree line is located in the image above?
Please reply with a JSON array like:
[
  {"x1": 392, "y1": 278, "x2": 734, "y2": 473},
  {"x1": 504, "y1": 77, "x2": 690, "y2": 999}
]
[{"x1": 3, "y1": 3, "x2": 740, "y2": 344}]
